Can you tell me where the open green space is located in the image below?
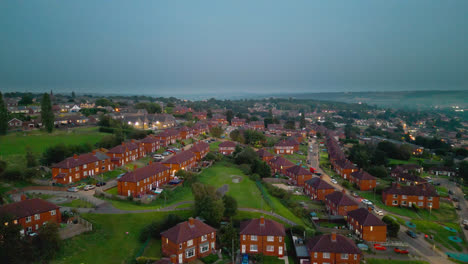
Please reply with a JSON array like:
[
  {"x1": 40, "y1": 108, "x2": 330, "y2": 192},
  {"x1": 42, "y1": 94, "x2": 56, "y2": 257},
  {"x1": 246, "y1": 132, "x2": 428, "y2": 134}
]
[
  {"x1": 366, "y1": 259, "x2": 429, "y2": 264},
  {"x1": 99, "y1": 168, "x2": 126, "y2": 181},
  {"x1": 388, "y1": 157, "x2": 425, "y2": 166},
  {"x1": 411, "y1": 220, "x2": 466, "y2": 252},
  {"x1": 284, "y1": 145, "x2": 308, "y2": 165},
  {"x1": 53, "y1": 211, "x2": 192, "y2": 264},
  {"x1": 261, "y1": 256, "x2": 285, "y2": 264},
  {"x1": 209, "y1": 141, "x2": 221, "y2": 151},
  {"x1": 61, "y1": 199, "x2": 95, "y2": 208},
  {"x1": 141, "y1": 239, "x2": 162, "y2": 259},
  {"x1": 105, "y1": 187, "x2": 119, "y2": 195}
]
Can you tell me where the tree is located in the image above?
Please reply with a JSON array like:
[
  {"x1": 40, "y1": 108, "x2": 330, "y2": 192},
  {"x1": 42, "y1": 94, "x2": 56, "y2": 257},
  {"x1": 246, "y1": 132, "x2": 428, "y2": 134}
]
[
  {"x1": 243, "y1": 129, "x2": 265, "y2": 146},
  {"x1": 192, "y1": 183, "x2": 224, "y2": 227},
  {"x1": 299, "y1": 112, "x2": 306, "y2": 129},
  {"x1": 207, "y1": 109, "x2": 213, "y2": 119},
  {"x1": 32, "y1": 223, "x2": 61, "y2": 262},
  {"x1": 229, "y1": 129, "x2": 244, "y2": 143},
  {"x1": 459, "y1": 161, "x2": 468, "y2": 183},
  {"x1": 25, "y1": 146, "x2": 37, "y2": 168},
  {"x1": 284, "y1": 120, "x2": 295, "y2": 130},
  {"x1": 382, "y1": 215, "x2": 400, "y2": 237},
  {"x1": 0, "y1": 92, "x2": 8, "y2": 135},
  {"x1": 219, "y1": 223, "x2": 239, "y2": 260},
  {"x1": 71, "y1": 91, "x2": 76, "y2": 98},
  {"x1": 0, "y1": 214, "x2": 25, "y2": 264},
  {"x1": 226, "y1": 110, "x2": 234, "y2": 125},
  {"x1": 41, "y1": 93, "x2": 54, "y2": 133},
  {"x1": 210, "y1": 126, "x2": 224, "y2": 138},
  {"x1": 367, "y1": 166, "x2": 388, "y2": 178},
  {"x1": 18, "y1": 93, "x2": 33, "y2": 106},
  {"x1": 223, "y1": 195, "x2": 238, "y2": 218}
]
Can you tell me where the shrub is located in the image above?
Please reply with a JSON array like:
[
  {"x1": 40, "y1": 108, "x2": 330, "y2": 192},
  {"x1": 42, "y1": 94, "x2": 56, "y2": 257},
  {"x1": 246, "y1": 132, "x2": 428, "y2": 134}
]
[
  {"x1": 342, "y1": 181, "x2": 351, "y2": 188},
  {"x1": 135, "y1": 256, "x2": 158, "y2": 264},
  {"x1": 238, "y1": 164, "x2": 251, "y2": 175}
]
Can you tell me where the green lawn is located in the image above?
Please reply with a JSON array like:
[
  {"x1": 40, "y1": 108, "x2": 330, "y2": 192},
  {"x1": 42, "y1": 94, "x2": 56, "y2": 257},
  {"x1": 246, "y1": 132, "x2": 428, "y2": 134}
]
[
  {"x1": 366, "y1": 259, "x2": 429, "y2": 264},
  {"x1": 233, "y1": 211, "x2": 292, "y2": 227},
  {"x1": 262, "y1": 256, "x2": 285, "y2": 264},
  {"x1": 105, "y1": 187, "x2": 119, "y2": 195},
  {"x1": 209, "y1": 141, "x2": 221, "y2": 151},
  {"x1": 0, "y1": 127, "x2": 106, "y2": 169},
  {"x1": 412, "y1": 220, "x2": 466, "y2": 252},
  {"x1": 99, "y1": 168, "x2": 126, "y2": 181},
  {"x1": 141, "y1": 239, "x2": 162, "y2": 258},
  {"x1": 61, "y1": 199, "x2": 95, "y2": 208},
  {"x1": 388, "y1": 157, "x2": 425, "y2": 166},
  {"x1": 53, "y1": 211, "x2": 192, "y2": 264}
]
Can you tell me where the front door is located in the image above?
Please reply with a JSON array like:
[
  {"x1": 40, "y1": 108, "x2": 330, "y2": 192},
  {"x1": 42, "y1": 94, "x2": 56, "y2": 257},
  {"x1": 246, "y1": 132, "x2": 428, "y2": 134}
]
[
  {"x1": 242, "y1": 245, "x2": 246, "y2": 253},
  {"x1": 279, "y1": 246, "x2": 283, "y2": 256},
  {"x1": 69, "y1": 176, "x2": 72, "y2": 183},
  {"x1": 178, "y1": 253, "x2": 183, "y2": 264},
  {"x1": 128, "y1": 190, "x2": 131, "y2": 196}
]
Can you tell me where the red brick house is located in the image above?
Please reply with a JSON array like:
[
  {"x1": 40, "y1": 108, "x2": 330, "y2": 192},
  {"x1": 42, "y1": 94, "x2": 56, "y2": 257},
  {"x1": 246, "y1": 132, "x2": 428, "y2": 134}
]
[
  {"x1": 162, "y1": 150, "x2": 197, "y2": 176},
  {"x1": 274, "y1": 139, "x2": 299, "y2": 155},
  {"x1": 178, "y1": 126, "x2": 193, "y2": 140},
  {"x1": 117, "y1": 162, "x2": 171, "y2": 197},
  {"x1": 247, "y1": 121, "x2": 265, "y2": 131},
  {"x1": 268, "y1": 156, "x2": 295, "y2": 175},
  {"x1": 0, "y1": 198, "x2": 61, "y2": 235},
  {"x1": 218, "y1": 141, "x2": 237, "y2": 155},
  {"x1": 155, "y1": 129, "x2": 181, "y2": 147},
  {"x1": 395, "y1": 172, "x2": 427, "y2": 185},
  {"x1": 285, "y1": 165, "x2": 313, "y2": 187},
  {"x1": 325, "y1": 190, "x2": 359, "y2": 216},
  {"x1": 347, "y1": 208, "x2": 387, "y2": 242},
  {"x1": 190, "y1": 141, "x2": 209, "y2": 161},
  {"x1": 304, "y1": 177, "x2": 335, "y2": 201},
  {"x1": 107, "y1": 141, "x2": 145, "y2": 167},
  {"x1": 212, "y1": 114, "x2": 228, "y2": 126},
  {"x1": 52, "y1": 150, "x2": 113, "y2": 184},
  {"x1": 267, "y1": 124, "x2": 283, "y2": 134},
  {"x1": 307, "y1": 233, "x2": 361, "y2": 264},
  {"x1": 382, "y1": 183, "x2": 439, "y2": 209},
  {"x1": 173, "y1": 106, "x2": 192, "y2": 115},
  {"x1": 231, "y1": 117, "x2": 246, "y2": 127},
  {"x1": 334, "y1": 159, "x2": 358, "y2": 180},
  {"x1": 349, "y1": 170, "x2": 377, "y2": 191},
  {"x1": 193, "y1": 112, "x2": 207, "y2": 120},
  {"x1": 161, "y1": 218, "x2": 216, "y2": 263},
  {"x1": 192, "y1": 122, "x2": 209, "y2": 136},
  {"x1": 240, "y1": 216, "x2": 286, "y2": 257},
  {"x1": 140, "y1": 135, "x2": 161, "y2": 154},
  {"x1": 257, "y1": 149, "x2": 274, "y2": 162},
  {"x1": 8, "y1": 118, "x2": 23, "y2": 128}
]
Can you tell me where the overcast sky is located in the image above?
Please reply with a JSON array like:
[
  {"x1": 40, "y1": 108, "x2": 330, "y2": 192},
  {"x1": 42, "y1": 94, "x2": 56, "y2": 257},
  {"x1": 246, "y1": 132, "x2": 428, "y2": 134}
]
[{"x1": 1, "y1": 0, "x2": 467, "y2": 96}]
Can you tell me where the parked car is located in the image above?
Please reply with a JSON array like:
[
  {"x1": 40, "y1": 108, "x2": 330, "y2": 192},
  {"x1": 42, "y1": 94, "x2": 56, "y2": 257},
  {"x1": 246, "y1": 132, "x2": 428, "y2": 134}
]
[
  {"x1": 67, "y1": 187, "x2": 79, "y2": 192},
  {"x1": 374, "y1": 208, "x2": 384, "y2": 216},
  {"x1": 456, "y1": 204, "x2": 462, "y2": 210},
  {"x1": 394, "y1": 248, "x2": 409, "y2": 254},
  {"x1": 117, "y1": 173, "x2": 126, "y2": 179},
  {"x1": 96, "y1": 181, "x2": 106, "y2": 187},
  {"x1": 153, "y1": 154, "x2": 163, "y2": 159},
  {"x1": 448, "y1": 190, "x2": 454, "y2": 195},
  {"x1": 362, "y1": 199, "x2": 372, "y2": 206},
  {"x1": 297, "y1": 151, "x2": 304, "y2": 155},
  {"x1": 315, "y1": 172, "x2": 322, "y2": 176},
  {"x1": 242, "y1": 254, "x2": 249, "y2": 264},
  {"x1": 462, "y1": 219, "x2": 468, "y2": 226},
  {"x1": 406, "y1": 230, "x2": 417, "y2": 238},
  {"x1": 453, "y1": 197, "x2": 459, "y2": 202},
  {"x1": 373, "y1": 244, "x2": 387, "y2": 251},
  {"x1": 351, "y1": 192, "x2": 359, "y2": 197},
  {"x1": 76, "y1": 183, "x2": 86, "y2": 189},
  {"x1": 84, "y1": 185, "x2": 95, "y2": 191},
  {"x1": 331, "y1": 179, "x2": 338, "y2": 184},
  {"x1": 162, "y1": 151, "x2": 171, "y2": 156},
  {"x1": 434, "y1": 182, "x2": 441, "y2": 186}
]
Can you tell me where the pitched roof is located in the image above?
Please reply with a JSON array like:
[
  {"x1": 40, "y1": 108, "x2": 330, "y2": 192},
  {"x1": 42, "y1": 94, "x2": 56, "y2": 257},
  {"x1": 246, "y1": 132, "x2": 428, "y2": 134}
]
[
  {"x1": 351, "y1": 170, "x2": 376, "y2": 181},
  {"x1": 286, "y1": 165, "x2": 313, "y2": 176},
  {"x1": 0, "y1": 199, "x2": 59, "y2": 219},
  {"x1": 347, "y1": 208, "x2": 386, "y2": 226},
  {"x1": 275, "y1": 139, "x2": 298, "y2": 147},
  {"x1": 140, "y1": 135, "x2": 159, "y2": 144},
  {"x1": 219, "y1": 141, "x2": 236, "y2": 148},
  {"x1": 160, "y1": 219, "x2": 216, "y2": 243},
  {"x1": 240, "y1": 217, "x2": 285, "y2": 236},
  {"x1": 190, "y1": 141, "x2": 209, "y2": 153},
  {"x1": 269, "y1": 156, "x2": 295, "y2": 167},
  {"x1": 118, "y1": 162, "x2": 170, "y2": 183},
  {"x1": 306, "y1": 234, "x2": 361, "y2": 254},
  {"x1": 305, "y1": 177, "x2": 335, "y2": 190},
  {"x1": 163, "y1": 150, "x2": 196, "y2": 165},
  {"x1": 257, "y1": 148, "x2": 274, "y2": 158},
  {"x1": 52, "y1": 151, "x2": 108, "y2": 169},
  {"x1": 325, "y1": 191, "x2": 358, "y2": 207},
  {"x1": 335, "y1": 159, "x2": 357, "y2": 170},
  {"x1": 107, "y1": 142, "x2": 139, "y2": 154},
  {"x1": 156, "y1": 129, "x2": 179, "y2": 138},
  {"x1": 384, "y1": 183, "x2": 438, "y2": 197}
]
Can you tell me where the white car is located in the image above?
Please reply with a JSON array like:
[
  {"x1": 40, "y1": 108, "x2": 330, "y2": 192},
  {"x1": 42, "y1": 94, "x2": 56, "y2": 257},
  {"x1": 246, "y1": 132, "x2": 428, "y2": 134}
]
[
  {"x1": 331, "y1": 179, "x2": 338, "y2": 184},
  {"x1": 374, "y1": 208, "x2": 384, "y2": 216},
  {"x1": 462, "y1": 219, "x2": 468, "y2": 226},
  {"x1": 362, "y1": 199, "x2": 372, "y2": 206},
  {"x1": 153, "y1": 154, "x2": 163, "y2": 159},
  {"x1": 84, "y1": 185, "x2": 95, "y2": 191}
]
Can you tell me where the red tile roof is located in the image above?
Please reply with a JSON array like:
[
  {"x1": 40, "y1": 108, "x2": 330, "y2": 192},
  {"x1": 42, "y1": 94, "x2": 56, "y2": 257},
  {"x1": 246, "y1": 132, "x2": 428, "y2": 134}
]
[
  {"x1": 257, "y1": 149, "x2": 274, "y2": 158},
  {"x1": 275, "y1": 139, "x2": 299, "y2": 147},
  {"x1": 219, "y1": 141, "x2": 237, "y2": 148},
  {"x1": 190, "y1": 141, "x2": 209, "y2": 153},
  {"x1": 384, "y1": 183, "x2": 438, "y2": 197},
  {"x1": 306, "y1": 233, "x2": 361, "y2": 254},
  {"x1": 351, "y1": 170, "x2": 376, "y2": 181},
  {"x1": 140, "y1": 135, "x2": 159, "y2": 144},
  {"x1": 107, "y1": 142, "x2": 139, "y2": 154},
  {"x1": 305, "y1": 177, "x2": 335, "y2": 190},
  {"x1": 160, "y1": 218, "x2": 216, "y2": 243},
  {"x1": 286, "y1": 165, "x2": 313, "y2": 176},
  {"x1": 325, "y1": 191, "x2": 358, "y2": 207},
  {"x1": 163, "y1": 150, "x2": 196, "y2": 165},
  {"x1": 269, "y1": 156, "x2": 295, "y2": 167},
  {"x1": 118, "y1": 162, "x2": 170, "y2": 183},
  {"x1": 240, "y1": 217, "x2": 285, "y2": 236},
  {"x1": 52, "y1": 151, "x2": 108, "y2": 169},
  {"x1": 347, "y1": 208, "x2": 386, "y2": 226},
  {"x1": 0, "y1": 199, "x2": 59, "y2": 219}
]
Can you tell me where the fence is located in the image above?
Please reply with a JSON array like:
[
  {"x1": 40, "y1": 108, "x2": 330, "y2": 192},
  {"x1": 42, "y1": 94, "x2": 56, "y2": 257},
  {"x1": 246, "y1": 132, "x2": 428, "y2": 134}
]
[
  {"x1": 59, "y1": 216, "x2": 93, "y2": 240},
  {"x1": 255, "y1": 181, "x2": 274, "y2": 210}
]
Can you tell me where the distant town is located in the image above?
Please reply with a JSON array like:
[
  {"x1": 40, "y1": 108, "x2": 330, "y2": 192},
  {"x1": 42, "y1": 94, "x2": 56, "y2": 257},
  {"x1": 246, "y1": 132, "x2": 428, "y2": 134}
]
[{"x1": 0, "y1": 91, "x2": 467, "y2": 264}]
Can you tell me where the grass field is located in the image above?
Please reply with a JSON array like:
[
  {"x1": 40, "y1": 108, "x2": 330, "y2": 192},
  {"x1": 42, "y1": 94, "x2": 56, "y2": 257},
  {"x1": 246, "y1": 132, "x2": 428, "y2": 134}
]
[
  {"x1": 141, "y1": 239, "x2": 162, "y2": 258},
  {"x1": 388, "y1": 157, "x2": 425, "y2": 166},
  {"x1": 0, "y1": 127, "x2": 106, "y2": 169},
  {"x1": 53, "y1": 211, "x2": 192, "y2": 264},
  {"x1": 209, "y1": 141, "x2": 221, "y2": 151},
  {"x1": 61, "y1": 199, "x2": 95, "y2": 208},
  {"x1": 366, "y1": 259, "x2": 429, "y2": 264},
  {"x1": 412, "y1": 220, "x2": 466, "y2": 252}
]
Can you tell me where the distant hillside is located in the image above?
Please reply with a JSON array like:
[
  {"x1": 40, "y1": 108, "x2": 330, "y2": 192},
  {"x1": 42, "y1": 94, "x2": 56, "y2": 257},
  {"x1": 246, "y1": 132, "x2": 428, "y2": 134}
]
[{"x1": 275, "y1": 90, "x2": 468, "y2": 109}]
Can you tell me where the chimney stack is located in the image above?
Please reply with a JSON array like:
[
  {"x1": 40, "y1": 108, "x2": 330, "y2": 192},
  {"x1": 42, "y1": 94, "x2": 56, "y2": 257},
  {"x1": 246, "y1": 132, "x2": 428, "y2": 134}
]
[
  {"x1": 170, "y1": 255, "x2": 177, "y2": 264},
  {"x1": 331, "y1": 232, "x2": 337, "y2": 242},
  {"x1": 92, "y1": 150, "x2": 96, "y2": 155},
  {"x1": 341, "y1": 189, "x2": 346, "y2": 194},
  {"x1": 133, "y1": 165, "x2": 138, "y2": 170},
  {"x1": 149, "y1": 160, "x2": 153, "y2": 165},
  {"x1": 260, "y1": 216, "x2": 265, "y2": 225},
  {"x1": 396, "y1": 183, "x2": 401, "y2": 189},
  {"x1": 188, "y1": 217, "x2": 194, "y2": 227},
  {"x1": 319, "y1": 175, "x2": 323, "y2": 179},
  {"x1": 122, "y1": 142, "x2": 125, "y2": 146},
  {"x1": 21, "y1": 194, "x2": 27, "y2": 201},
  {"x1": 73, "y1": 154, "x2": 78, "y2": 159}
]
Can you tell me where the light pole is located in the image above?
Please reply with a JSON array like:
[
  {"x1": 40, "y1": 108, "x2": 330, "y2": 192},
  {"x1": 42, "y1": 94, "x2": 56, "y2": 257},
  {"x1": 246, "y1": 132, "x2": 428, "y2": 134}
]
[{"x1": 429, "y1": 204, "x2": 432, "y2": 220}]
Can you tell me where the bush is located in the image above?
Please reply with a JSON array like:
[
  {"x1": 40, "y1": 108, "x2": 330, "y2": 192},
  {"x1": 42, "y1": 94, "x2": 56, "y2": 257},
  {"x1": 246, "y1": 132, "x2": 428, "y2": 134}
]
[
  {"x1": 382, "y1": 216, "x2": 400, "y2": 237},
  {"x1": 238, "y1": 164, "x2": 251, "y2": 175},
  {"x1": 135, "y1": 256, "x2": 159, "y2": 264},
  {"x1": 0, "y1": 168, "x2": 23, "y2": 181},
  {"x1": 341, "y1": 181, "x2": 350, "y2": 188},
  {"x1": 200, "y1": 254, "x2": 219, "y2": 264}
]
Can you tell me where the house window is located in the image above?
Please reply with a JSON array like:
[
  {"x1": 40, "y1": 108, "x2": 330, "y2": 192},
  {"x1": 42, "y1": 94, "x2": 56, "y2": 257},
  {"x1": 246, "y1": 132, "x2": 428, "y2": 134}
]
[
  {"x1": 393, "y1": 194, "x2": 398, "y2": 198},
  {"x1": 428, "y1": 197, "x2": 433, "y2": 201},
  {"x1": 179, "y1": 244, "x2": 182, "y2": 249},
  {"x1": 354, "y1": 254, "x2": 357, "y2": 260},
  {"x1": 200, "y1": 243, "x2": 209, "y2": 253},
  {"x1": 84, "y1": 171, "x2": 88, "y2": 176},
  {"x1": 243, "y1": 235, "x2": 246, "y2": 240},
  {"x1": 279, "y1": 236, "x2": 282, "y2": 242},
  {"x1": 314, "y1": 252, "x2": 317, "y2": 258},
  {"x1": 26, "y1": 216, "x2": 31, "y2": 223},
  {"x1": 418, "y1": 202, "x2": 423, "y2": 206},
  {"x1": 392, "y1": 200, "x2": 398, "y2": 205},
  {"x1": 370, "y1": 226, "x2": 373, "y2": 231},
  {"x1": 251, "y1": 235, "x2": 257, "y2": 241},
  {"x1": 323, "y1": 252, "x2": 330, "y2": 259},
  {"x1": 201, "y1": 235, "x2": 207, "y2": 241},
  {"x1": 27, "y1": 226, "x2": 32, "y2": 233},
  {"x1": 402, "y1": 195, "x2": 407, "y2": 199},
  {"x1": 187, "y1": 240, "x2": 193, "y2": 246},
  {"x1": 250, "y1": 245, "x2": 258, "y2": 252},
  {"x1": 185, "y1": 247, "x2": 195, "y2": 258},
  {"x1": 83, "y1": 164, "x2": 87, "y2": 169},
  {"x1": 402, "y1": 201, "x2": 407, "y2": 205},
  {"x1": 266, "y1": 246, "x2": 274, "y2": 252},
  {"x1": 267, "y1": 236, "x2": 274, "y2": 242},
  {"x1": 50, "y1": 210, "x2": 56, "y2": 216},
  {"x1": 428, "y1": 202, "x2": 433, "y2": 207},
  {"x1": 341, "y1": 253, "x2": 349, "y2": 259},
  {"x1": 34, "y1": 214, "x2": 40, "y2": 220},
  {"x1": 419, "y1": 196, "x2": 424, "y2": 200}
]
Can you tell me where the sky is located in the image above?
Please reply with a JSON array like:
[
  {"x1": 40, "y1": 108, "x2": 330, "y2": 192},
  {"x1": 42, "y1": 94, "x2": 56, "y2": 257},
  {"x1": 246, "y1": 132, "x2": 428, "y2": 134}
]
[{"x1": 0, "y1": 0, "x2": 467, "y2": 96}]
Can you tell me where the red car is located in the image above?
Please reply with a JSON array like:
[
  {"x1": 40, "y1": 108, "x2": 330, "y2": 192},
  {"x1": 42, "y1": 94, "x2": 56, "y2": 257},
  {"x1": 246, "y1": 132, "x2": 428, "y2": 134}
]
[
  {"x1": 373, "y1": 244, "x2": 387, "y2": 251},
  {"x1": 309, "y1": 167, "x2": 316, "y2": 173},
  {"x1": 394, "y1": 248, "x2": 409, "y2": 254}
]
